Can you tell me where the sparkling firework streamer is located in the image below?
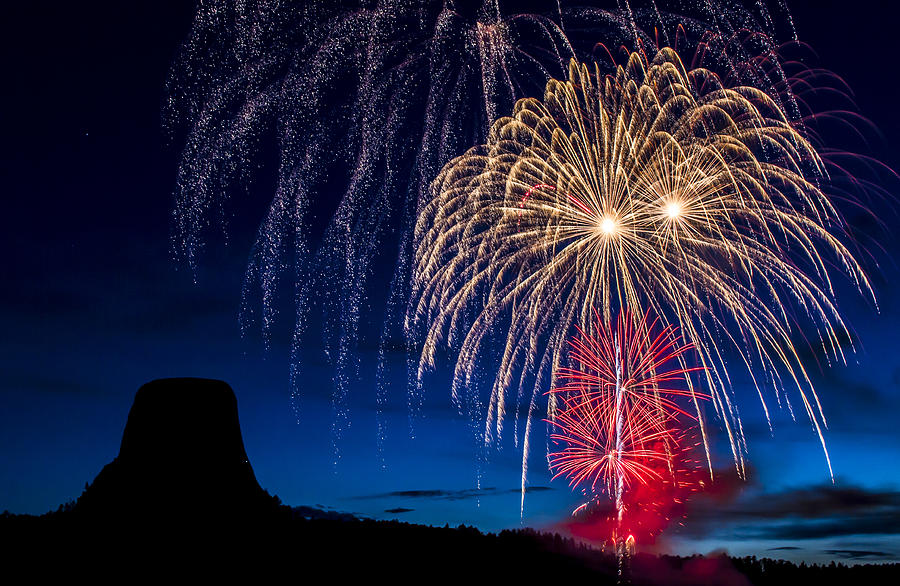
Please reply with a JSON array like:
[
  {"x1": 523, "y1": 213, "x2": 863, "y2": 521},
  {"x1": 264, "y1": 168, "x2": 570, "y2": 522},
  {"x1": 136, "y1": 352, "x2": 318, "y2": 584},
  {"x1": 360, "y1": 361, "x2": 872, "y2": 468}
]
[
  {"x1": 408, "y1": 46, "x2": 873, "y2": 494},
  {"x1": 548, "y1": 309, "x2": 706, "y2": 549},
  {"x1": 166, "y1": 1, "x2": 798, "y2": 461}
]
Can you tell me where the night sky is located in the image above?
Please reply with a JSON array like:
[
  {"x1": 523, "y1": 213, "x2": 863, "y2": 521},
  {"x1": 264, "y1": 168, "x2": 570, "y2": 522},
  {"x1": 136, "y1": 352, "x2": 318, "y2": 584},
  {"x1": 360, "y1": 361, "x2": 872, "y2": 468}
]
[{"x1": 3, "y1": 0, "x2": 900, "y2": 566}]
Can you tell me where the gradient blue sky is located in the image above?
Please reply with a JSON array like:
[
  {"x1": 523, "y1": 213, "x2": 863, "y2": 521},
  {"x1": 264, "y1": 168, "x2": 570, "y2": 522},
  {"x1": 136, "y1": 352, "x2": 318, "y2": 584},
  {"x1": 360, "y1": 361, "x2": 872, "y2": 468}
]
[{"x1": 2, "y1": 0, "x2": 899, "y2": 566}]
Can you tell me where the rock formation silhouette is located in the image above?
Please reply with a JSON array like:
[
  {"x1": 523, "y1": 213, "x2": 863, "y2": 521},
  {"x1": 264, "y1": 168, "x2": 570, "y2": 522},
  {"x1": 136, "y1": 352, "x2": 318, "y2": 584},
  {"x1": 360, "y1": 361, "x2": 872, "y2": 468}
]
[{"x1": 74, "y1": 378, "x2": 281, "y2": 526}]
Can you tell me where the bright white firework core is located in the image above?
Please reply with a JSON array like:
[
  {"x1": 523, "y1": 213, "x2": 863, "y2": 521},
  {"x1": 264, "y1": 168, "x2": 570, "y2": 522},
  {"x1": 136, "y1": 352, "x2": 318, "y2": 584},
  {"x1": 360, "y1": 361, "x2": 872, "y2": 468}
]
[
  {"x1": 665, "y1": 201, "x2": 683, "y2": 220},
  {"x1": 600, "y1": 216, "x2": 617, "y2": 235}
]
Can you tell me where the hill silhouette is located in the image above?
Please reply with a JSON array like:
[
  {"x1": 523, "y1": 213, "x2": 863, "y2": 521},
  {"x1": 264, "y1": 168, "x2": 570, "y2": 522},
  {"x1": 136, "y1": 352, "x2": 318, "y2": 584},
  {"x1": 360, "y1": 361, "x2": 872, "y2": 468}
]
[{"x1": 1, "y1": 378, "x2": 897, "y2": 583}]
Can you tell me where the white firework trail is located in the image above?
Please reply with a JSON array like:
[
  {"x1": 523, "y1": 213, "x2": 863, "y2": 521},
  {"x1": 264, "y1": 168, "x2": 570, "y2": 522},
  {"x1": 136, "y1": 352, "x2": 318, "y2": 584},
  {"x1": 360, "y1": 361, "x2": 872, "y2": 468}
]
[{"x1": 167, "y1": 0, "x2": 809, "y2": 470}]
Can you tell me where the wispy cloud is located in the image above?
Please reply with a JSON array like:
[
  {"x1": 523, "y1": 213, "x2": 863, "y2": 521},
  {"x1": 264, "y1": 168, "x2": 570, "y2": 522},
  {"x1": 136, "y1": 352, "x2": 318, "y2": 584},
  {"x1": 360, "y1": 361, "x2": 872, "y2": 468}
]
[
  {"x1": 823, "y1": 549, "x2": 895, "y2": 560},
  {"x1": 682, "y1": 483, "x2": 900, "y2": 541},
  {"x1": 353, "y1": 486, "x2": 553, "y2": 502},
  {"x1": 291, "y1": 505, "x2": 361, "y2": 522}
]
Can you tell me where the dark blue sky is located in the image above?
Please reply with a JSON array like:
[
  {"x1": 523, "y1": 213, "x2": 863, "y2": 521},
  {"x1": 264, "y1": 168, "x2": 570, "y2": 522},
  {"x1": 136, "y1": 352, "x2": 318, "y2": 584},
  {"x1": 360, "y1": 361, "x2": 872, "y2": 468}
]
[{"x1": 2, "y1": 0, "x2": 900, "y2": 565}]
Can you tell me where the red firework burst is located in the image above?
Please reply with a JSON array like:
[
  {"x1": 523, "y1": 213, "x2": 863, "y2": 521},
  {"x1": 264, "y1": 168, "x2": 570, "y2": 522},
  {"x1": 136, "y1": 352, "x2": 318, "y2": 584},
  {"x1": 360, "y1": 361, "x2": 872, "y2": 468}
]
[{"x1": 548, "y1": 309, "x2": 708, "y2": 545}]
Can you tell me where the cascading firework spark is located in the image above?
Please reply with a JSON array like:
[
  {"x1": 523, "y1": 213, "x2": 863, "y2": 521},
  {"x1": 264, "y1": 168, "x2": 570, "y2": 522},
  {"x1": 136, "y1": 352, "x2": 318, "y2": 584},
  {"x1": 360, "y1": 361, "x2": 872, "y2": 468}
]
[
  {"x1": 548, "y1": 310, "x2": 706, "y2": 551},
  {"x1": 167, "y1": 0, "x2": 801, "y2": 462},
  {"x1": 408, "y1": 46, "x2": 873, "y2": 494}
]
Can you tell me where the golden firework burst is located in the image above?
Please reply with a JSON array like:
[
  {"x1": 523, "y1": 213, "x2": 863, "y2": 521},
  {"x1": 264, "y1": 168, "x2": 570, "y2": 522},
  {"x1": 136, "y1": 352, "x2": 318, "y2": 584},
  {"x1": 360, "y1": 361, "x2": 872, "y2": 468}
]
[{"x1": 408, "y1": 47, "x2": 872, "y2": 479}]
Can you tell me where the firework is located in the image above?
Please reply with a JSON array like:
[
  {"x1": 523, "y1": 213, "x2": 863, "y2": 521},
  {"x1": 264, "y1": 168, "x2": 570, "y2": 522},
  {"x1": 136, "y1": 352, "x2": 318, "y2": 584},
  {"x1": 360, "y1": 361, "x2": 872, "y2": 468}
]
[
  {"x1": 169, "y1": 0, "x2": 578, "y2": 459},
  {"x1": 167, "y1": 1, "x2": 799, "y2": 459},
  {"x1": 548, "y1": 310, "x2": 706, "y2": 550},
  {"x1": 409, "y1": 47, "x2": 872, "y2": 486}
]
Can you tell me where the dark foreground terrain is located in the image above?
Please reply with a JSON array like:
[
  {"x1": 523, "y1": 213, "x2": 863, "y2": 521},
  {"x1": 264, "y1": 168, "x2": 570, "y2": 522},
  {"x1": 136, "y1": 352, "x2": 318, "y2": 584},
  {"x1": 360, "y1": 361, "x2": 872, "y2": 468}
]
[
  {"x1": 2, "y1": 378, "x2": 897, "y2": 584},
  {"x1": 6, "y1": 509, "x2": 900, "y2": 584}
]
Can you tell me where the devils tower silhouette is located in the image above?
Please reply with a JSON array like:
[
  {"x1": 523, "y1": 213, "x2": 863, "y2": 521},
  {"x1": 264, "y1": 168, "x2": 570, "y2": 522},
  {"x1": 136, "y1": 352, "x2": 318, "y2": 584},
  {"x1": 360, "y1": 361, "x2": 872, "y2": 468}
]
[{"x1": 74, "y1": 378, "x2": 281, "y2": 526}]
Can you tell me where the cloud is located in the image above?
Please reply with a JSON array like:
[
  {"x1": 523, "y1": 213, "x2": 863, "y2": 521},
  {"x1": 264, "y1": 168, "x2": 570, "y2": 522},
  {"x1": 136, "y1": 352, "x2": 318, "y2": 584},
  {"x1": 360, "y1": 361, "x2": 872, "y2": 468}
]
[
  {"x1": 768, "y1": 546, "x2": 802, "y2": 551},
  {"x1": 823, "y1": 549, "x2": 895, "y2": 560},
  {"x1": 291, "y1": 505, "x2": 361, "y2": 522},
  {"x1": 682, "y1": 483, "x2": 900, "y2": 541},
  {"x1": 384, "y1": 508, "x2": 414, "y2": 514},
  {"x1": 750, "y1": 518, "x2": 900, "y2": 541},
  {"x1": 353, "y1": 486, "x2": 553, "y2": 502}
]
